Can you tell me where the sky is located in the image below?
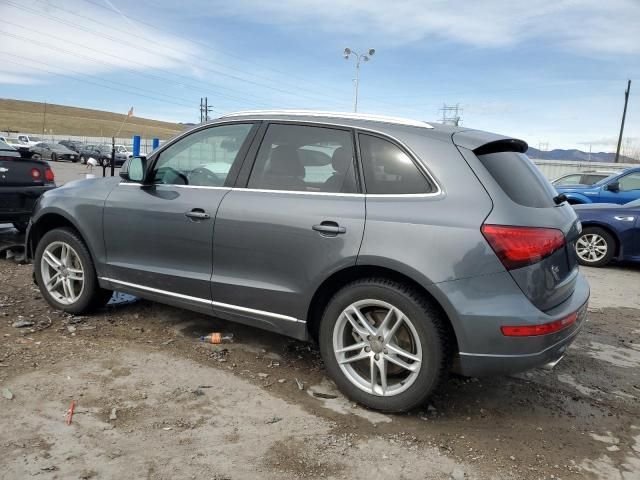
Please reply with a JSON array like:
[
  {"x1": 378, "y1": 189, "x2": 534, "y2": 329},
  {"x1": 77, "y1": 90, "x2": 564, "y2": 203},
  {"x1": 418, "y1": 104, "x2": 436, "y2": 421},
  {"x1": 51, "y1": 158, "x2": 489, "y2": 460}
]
[{"x1": 0, "y1": 0, "x2": 639, "y2": 151}]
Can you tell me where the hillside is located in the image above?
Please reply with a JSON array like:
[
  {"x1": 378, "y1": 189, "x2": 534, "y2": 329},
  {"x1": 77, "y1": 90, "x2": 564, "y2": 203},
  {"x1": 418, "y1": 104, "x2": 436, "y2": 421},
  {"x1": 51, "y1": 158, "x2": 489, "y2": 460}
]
[
  {"x1": 0, "y1": 98, "x2": 185, "y2": 139},
  {"x1": 527, "y1": 146, "x2": 637, "y2": 163}
]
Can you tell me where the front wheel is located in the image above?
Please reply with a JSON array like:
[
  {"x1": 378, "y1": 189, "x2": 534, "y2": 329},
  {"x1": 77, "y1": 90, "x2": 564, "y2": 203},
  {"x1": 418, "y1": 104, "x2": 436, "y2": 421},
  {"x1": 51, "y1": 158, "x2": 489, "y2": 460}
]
[
  {"x1": 34, "y1": 227, "x2": 112, "y2": 314},
  {"x1": 575, "y1": 227, "x2": 615, "y2": 267},
  {"x1": 319, "y1": 278, "x2": 449, "y2": 412},
  {"x1": 51, "y1": 153, "x2": 57, "y2": 162}
]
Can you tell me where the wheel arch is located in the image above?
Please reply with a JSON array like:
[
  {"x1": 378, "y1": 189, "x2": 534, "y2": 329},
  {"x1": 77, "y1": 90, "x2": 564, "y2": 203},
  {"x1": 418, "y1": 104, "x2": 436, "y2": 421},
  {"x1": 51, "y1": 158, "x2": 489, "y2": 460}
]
[
  {"x1": 306, "y1": 264, "x2": 460, "y2": 354},
  {"x1": 27, "y1": 210, "x2": 98, "y2": 264},
  {"x1": 580, "y1": 222, "x2": 621, "y2": 257}
]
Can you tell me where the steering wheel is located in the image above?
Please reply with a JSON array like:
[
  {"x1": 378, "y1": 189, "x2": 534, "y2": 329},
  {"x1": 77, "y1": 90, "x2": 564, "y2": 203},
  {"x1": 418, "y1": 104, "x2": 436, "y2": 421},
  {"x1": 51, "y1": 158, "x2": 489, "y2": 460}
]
[
  {"x1": 158, "y1": 166, "x2": 189, "y2": 185},
  {"x1": 188, "y1": 167, "x2": 223, "y2": 187}
]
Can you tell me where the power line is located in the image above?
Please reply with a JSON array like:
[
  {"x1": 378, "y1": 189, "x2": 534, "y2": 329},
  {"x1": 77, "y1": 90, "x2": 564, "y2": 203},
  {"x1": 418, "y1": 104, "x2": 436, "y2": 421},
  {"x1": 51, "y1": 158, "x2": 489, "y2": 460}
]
[
  {"x1": 0, "y1": 52, "x2": 195, "y2": 109},
  {"x1": 4, "y1": 0, "x2": 348, "y2": 107},
  {"x1": 0, "y1": 25, "x2": 276, "y2": 110}
]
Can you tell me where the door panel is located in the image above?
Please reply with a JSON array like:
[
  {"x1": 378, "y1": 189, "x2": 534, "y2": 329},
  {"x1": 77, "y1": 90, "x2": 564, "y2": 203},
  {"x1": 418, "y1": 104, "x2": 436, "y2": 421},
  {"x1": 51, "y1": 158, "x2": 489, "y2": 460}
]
[
  {"x1": 211, "y1": 190, "x2": 365, "y2": 321},
  {"x1": 103, "y1": 184, "x2": 228, "y2": 300},
  {"x1": 102, "y1": 122, "x2": 257, "y2": 303},
  {"x1": 211, "y1": 122, "x2": 365, "y2": 327}
]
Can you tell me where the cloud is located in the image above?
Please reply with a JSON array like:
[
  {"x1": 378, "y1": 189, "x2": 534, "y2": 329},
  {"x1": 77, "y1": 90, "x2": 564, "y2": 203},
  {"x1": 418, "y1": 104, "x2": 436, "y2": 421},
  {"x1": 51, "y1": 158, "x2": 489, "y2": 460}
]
[
  {"x1": 190, "y1": 0, "x2": 640, "y2": 55},
  {"x1": 0, "y1": 0, "x2": 202, "y2": 85}
]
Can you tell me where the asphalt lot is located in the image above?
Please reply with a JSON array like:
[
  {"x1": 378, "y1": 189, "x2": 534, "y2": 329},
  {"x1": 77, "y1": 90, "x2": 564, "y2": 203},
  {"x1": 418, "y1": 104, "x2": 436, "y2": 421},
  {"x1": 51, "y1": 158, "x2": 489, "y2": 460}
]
[{"x1": 1, "y1": 161, "x2": 639, "y2": 479}]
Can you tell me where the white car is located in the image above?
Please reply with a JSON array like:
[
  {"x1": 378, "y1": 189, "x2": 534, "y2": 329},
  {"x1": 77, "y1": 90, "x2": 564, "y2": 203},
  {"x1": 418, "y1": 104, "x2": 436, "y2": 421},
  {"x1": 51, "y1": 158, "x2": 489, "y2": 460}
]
[{"x1": 15, "y1": 134, "x2": 45, "y2": 147}]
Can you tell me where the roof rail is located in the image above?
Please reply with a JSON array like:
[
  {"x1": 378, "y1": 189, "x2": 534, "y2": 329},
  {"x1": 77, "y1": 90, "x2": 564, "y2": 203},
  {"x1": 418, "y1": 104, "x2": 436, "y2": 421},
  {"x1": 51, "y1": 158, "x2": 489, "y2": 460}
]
[{"x1": 220, "y1": 110, "x2": 433, "y2": 129}]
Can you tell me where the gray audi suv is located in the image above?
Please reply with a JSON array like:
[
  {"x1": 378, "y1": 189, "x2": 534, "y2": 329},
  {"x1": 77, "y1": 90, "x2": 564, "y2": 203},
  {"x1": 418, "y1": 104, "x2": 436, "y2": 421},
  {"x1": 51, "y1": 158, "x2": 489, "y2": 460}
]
[{"x1": 26, "y1": 111, "x2": 589, "y2": 412}]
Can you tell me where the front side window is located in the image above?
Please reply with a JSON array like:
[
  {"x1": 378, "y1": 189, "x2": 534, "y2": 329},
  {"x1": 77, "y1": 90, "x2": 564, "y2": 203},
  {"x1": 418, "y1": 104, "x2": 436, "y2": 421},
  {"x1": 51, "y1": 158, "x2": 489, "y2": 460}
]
[
  {"x1": 153, "y1": 123, "x2": 253, "y2": 186},
  {"x1": 618, "y1": 173, "x2": 640, "y2": 191},
  {"x1": 248, "y1": 124, "x2": 357, "y2": 193},
  {"x1": 359, "y1": 134, "x2": 434, "y2": 194}
]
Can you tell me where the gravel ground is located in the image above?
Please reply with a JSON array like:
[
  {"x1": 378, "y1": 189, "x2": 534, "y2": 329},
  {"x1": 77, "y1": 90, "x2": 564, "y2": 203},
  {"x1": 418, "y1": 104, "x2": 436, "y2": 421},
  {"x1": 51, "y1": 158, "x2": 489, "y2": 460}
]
[{"x1": 0, "y1": 162, "x2": 639, "y2": 479}]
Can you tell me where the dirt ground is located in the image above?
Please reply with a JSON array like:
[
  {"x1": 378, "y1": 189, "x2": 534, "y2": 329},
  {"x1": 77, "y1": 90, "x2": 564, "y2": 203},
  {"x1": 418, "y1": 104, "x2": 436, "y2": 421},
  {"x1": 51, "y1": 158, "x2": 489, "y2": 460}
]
[{"x1": 1, "y1": 229, "x2": 640, "y2": 479}]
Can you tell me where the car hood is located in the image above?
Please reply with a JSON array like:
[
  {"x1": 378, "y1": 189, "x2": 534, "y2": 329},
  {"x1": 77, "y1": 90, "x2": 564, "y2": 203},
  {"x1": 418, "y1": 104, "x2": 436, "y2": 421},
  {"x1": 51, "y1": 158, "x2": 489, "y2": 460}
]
[
  {"x1": 45, "y1": 175, "x2": 121, "y2": 197},
  {"x1": 555, "y1": 184, "x2": 593, "y2": 191},
  {"x1": 572, "y1": 203, "x2": 619, "y2": 211}
]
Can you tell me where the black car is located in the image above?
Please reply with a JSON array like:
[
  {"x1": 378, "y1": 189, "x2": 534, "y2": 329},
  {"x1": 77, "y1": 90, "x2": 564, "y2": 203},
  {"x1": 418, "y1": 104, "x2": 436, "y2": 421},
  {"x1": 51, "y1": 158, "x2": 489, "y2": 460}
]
[
  {"x1": 31, "y1": 142, "x2": 79, "y2": 163},
  {"x1": 58, "y1": 140, "x2": 84, "y2": 153},
  {"x1": 79, "y1": 144, "x2": 127, "y2": 167},
  {"x1": 0, "y1": 140, "x2": 56, "y2": 232}
]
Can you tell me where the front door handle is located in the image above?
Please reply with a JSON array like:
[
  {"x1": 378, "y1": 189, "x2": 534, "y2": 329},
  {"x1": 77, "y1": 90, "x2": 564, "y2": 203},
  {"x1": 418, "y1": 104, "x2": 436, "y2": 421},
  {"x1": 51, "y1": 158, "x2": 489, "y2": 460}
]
[
  {"x1": 312, "y1": 221, "x2": 346, "y2": 236},
  {"x1": 185, "y1": 208, "x2": 210, "y2": 220}
]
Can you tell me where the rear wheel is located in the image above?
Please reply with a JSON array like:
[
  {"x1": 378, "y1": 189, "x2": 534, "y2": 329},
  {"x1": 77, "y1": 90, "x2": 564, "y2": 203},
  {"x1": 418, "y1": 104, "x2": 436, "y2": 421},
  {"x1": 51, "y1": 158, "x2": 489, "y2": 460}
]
[
  {"x1": 51, "y1": 153, "x2": 57, "y2": 162},
  {"x1": 575, "y1": 227, "x2": 615, "y2": 267},
  {"x1": 32, "y1": 153, "x2": 41, "y2": 160},
  {"x1": 319, "y1": 278, "x2": 449, "y2": 412},
  {"x1": 34, "y1": 227, "x2": 112, "y2": 313},
  {"x1": 80, "y1": 155, "x2": 86, "y2": 164}
]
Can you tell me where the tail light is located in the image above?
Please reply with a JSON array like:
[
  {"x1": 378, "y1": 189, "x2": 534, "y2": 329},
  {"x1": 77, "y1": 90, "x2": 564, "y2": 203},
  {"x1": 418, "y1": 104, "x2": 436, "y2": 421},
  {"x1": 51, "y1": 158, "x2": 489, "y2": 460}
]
[
  {"x1": 501, "y1": 311, "x2": 577, "y2": 336},
  {"x1": 45, "y1": 168, "x2": 55, "y2": 182},
  {"x1": 30, "y1": 168, "x2": 41, "y2": 180},
  {"x1": 481, "y1": 224, "x2": 565, "y2": 270}
]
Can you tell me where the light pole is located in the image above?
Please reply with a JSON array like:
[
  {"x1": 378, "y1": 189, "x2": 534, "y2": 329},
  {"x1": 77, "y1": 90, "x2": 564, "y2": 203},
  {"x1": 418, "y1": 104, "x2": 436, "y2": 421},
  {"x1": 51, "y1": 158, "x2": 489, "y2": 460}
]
[{"x1": 343, "y1": 48, "x2": 375, "y2": 112}]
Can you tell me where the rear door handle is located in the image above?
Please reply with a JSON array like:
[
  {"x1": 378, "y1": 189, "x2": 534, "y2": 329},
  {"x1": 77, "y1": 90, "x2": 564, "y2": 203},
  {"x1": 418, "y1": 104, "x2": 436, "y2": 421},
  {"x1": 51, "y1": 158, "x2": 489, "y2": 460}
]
[
  {"x1": 312, "y1": 221, "x2": 346, "y2": 236},
  {"x1": 185, "y1": 208, "x2": 210, "y2": 220}
]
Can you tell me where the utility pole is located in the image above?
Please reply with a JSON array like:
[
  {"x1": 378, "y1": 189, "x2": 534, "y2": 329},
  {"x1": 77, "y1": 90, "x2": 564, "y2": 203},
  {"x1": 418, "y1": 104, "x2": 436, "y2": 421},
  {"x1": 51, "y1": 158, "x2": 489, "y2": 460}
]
[
  {"x1": 199, "y1": 97, "x2": 213, "y2": 122},
  {"x1": 205, "y1": 97, "x2": 209, "y2": 122},
  {"x1": 615, "y1": 80, "x2": 631, "y2": 163},
  {"x1": 41, "y1": 101, "x2": 47, "y2": 135}
]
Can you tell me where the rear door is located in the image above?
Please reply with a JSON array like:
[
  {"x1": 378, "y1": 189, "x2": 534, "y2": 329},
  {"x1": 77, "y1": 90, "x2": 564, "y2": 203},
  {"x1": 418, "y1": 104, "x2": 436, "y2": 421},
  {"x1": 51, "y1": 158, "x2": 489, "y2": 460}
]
[
  {"x1": 210, "y1": 122, "x2": 365, "y2": 332},
  {"x1": 103, "y1": 122, "x2": 257, "y2": 310}
]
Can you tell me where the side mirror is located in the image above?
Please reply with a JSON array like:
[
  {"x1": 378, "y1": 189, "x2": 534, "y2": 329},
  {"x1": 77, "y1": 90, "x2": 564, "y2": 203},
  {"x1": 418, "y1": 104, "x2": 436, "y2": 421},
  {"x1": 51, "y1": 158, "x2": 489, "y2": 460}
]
[
  {"x1": 606, "y1": 181, "x2": 620, "y2": 192},
  {"x1": 120, "y1": 156, "x2": 146, "y2": 182}
]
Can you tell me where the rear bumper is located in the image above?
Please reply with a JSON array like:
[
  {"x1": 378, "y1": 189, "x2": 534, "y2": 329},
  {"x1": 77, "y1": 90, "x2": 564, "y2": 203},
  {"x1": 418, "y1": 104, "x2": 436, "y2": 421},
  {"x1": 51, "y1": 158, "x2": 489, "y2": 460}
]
[
  {"x1": 430, "y1": 271, "x2": 590, "y2": 377},
  {"x1": 0, "y1": 185, "x2": 56, "y2": 222}
]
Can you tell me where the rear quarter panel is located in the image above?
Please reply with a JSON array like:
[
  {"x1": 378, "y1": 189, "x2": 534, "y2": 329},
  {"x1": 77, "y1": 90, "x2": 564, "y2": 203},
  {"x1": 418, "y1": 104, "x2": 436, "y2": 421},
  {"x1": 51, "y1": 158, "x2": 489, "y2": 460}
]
[{"x1": 357, "y1": 128, "x2": 500, "y2": 285}]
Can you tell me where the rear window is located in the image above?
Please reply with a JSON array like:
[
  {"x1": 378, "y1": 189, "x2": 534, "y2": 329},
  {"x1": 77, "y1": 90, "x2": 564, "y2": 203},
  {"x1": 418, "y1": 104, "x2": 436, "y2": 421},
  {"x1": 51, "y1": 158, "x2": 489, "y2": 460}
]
[{"x1": 477, "y1": 151, "x2": 556, "y2": 208}]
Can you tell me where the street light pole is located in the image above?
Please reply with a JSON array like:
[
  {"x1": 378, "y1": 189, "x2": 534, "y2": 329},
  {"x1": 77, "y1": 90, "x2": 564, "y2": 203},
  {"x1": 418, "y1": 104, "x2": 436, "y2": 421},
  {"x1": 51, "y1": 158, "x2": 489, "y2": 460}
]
[{"x1": 343, "y1": 48, "x2": 375, "y2": 113}]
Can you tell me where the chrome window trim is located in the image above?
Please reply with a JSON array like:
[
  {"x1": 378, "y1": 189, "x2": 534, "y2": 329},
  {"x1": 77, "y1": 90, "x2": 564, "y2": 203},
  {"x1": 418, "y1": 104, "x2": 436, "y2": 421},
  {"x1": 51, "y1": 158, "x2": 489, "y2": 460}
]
[
  {"x1": 118, "y1": 182, "x2": 440, "y2": 198},
  {"x1": 99, "y1": 277, "x2": 301, "y2": 323}
]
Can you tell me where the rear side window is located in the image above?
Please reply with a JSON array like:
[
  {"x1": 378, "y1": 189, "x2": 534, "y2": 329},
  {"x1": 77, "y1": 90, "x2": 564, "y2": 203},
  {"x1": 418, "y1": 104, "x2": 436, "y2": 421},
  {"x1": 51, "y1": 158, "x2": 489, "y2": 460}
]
[
  {"x1": 358, "y1": 134, "x2": 434, "y2": 194},
  {"x1": 248, "y1": 124, "x2": 357, "y2": 193},
  {"x1": 476, "y1": 151, "x2": 555, "y2": 208},
  {"x1": 618, "y1": 172, "x2": 640, "y2": 191}
]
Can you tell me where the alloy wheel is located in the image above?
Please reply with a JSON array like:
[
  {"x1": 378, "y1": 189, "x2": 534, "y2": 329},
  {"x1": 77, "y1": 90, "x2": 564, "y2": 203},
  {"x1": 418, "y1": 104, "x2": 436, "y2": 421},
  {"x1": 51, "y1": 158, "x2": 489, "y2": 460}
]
[
  {"x1": 333, "y1": 299, "x2": 422, "y2": 397},
  {"x1": 576, "y1": 233, "x2": 607, "y2": 263},
  {"x1": 40, "y1": 241, "x2": 85, "y2": 305}
]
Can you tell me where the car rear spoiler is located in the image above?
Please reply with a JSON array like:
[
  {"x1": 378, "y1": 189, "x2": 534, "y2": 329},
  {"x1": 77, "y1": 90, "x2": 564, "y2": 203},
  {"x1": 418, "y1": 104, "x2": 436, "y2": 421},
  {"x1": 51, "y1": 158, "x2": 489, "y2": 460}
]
[{"x1": 452, "y1": 130, "x2": 528, "y2": 155}]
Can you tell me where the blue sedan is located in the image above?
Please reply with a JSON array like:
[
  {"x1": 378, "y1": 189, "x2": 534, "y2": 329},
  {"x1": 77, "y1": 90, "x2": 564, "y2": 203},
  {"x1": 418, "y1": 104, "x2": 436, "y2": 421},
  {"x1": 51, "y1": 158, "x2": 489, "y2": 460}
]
[{"x1": 573, "y1": 199, "x2": 640, "y2": 267}]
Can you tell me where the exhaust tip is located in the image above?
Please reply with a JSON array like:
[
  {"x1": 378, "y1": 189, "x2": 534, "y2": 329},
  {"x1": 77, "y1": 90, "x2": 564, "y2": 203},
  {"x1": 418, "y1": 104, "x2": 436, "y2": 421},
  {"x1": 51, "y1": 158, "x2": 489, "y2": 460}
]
[{"x1": 542, "y1": 354, "x2": 565, "y2": 370}]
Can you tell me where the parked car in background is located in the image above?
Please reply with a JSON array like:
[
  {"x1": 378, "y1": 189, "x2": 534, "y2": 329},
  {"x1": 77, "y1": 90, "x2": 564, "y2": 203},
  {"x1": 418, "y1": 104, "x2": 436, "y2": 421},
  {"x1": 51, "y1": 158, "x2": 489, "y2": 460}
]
[
  {"x1": 0, "y1": 140, "x2": 56, "y2": 233},
  {"x1": 552, "y1": 170, "x2": 617, "y2": 187},
  {"x1": 31, "y1": 142, "x2": 78, "y2": 163},
  {"x1": 555, "y1": 167, "x2": 640, "y2": 204},
  {"x1": 26, "y1": 111, "x2": 589, "y2": 412},
  {"x1": 78, "y1": 144, "x2": 127, "y2": 167},
  {"x1": 58, "y1": 140, "x2": 84, "y2": 153},
  {"x1": 115, "y1": 144, "x2": 133, "y2": 158},
  {"x1": 3, "y1": 138, "x2": 34, "y2": 158},
  {"x1": 572, "y1": 200, "x2": 640, "y2": 267},
  {"x1": 15, "y1": 134, "x2": 44, "y2": 147}
]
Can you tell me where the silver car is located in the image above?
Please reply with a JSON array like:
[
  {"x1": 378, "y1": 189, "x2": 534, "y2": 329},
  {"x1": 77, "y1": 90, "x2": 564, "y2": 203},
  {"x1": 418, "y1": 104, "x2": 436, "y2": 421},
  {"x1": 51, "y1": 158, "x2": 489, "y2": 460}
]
[{"x1": 26, "y1": 111, "x2": 590, "y2": 412}]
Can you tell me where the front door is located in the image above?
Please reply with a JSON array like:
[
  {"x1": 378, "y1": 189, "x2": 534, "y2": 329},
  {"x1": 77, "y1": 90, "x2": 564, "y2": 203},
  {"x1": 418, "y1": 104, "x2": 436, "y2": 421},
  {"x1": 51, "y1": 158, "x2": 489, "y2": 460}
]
[
  {"x1": 211, "y1": 123, "x2": 365, "y2": 333},
  {"x1": 103, "y1": 122, "x2": 257, "y2": 308}
]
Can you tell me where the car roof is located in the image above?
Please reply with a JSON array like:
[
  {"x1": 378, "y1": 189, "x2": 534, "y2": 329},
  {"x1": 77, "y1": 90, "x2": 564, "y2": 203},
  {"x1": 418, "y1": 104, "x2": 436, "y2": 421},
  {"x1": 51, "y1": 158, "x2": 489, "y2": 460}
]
[{"x1": 210, "y1": 109, "x2": 527, "y2": 152}]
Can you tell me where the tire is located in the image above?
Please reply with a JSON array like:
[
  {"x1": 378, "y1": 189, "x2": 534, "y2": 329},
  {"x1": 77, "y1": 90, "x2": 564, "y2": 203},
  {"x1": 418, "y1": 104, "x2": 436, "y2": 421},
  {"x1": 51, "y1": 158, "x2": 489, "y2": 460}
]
[
  {"x1": 12, "y1": 221, "x2": 28, "y2": 234},
  {"x1": 319, "y1": 278, "x2": 450, "y2": 412},
  {"x1": 32, "y1": 153, "x2": 41, "y2": 160},
  {"x1": 51, "y1": 153, "x2": 57, "y2": 162},
  {"x1": 80, "y1": 155, "x2": 86, "y2": 164},
  {"x1": 34, "y1": 227, "x2": 112, "y2": 314},
  {"x1": 575, "y1": 227, "x2": 616, "y2": 267}
]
